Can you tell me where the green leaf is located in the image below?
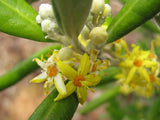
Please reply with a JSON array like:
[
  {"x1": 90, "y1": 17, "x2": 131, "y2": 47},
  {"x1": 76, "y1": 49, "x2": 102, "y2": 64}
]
[
  {"x1": 119, "y1": 0, "x2": 160, "y2": 34},
  {"x1": 51, "y1": 0, "x2": 92, "y2": 38},
  {"x1": 147, "y1": 97, "x2": 160, "y2": 120},
  {"x1": 0, "y1": 45, "x2": 61, "y2": 90},
  {"x1": 107, "y1": 98, "x2": 125, "y2": 120},
  {"x1": 97, "y1": 67, "x2": 121, "y2": 87},
  {"x1": 29, "y1": 87, "x2": 78, "y2": 120},
  {"x1": 106, "y1": 0, "x2": 160, "y2": 43},
  {"x1": 26, "y1": 0, "x2": 38, "y2": 4},
  {"x1": 79, "y1": 86, "x2": 120, "y2": 114},
  {"x1": 154, "y1": 13, "x2": 160, "y2": 28},
  {"x1": 142, "y1": 21, "x2": 160, "y2": 34},
  {"x1": 0, "y1": 0, "x2": 52, "y2": 42}
]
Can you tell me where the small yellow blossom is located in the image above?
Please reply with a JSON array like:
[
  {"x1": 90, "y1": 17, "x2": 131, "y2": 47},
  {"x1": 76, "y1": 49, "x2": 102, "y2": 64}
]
[
  {"x1": 114, "y1": 39, "x2": 129, "y2": 56},
  {"x1": 54, "y1": 53, "x2": 101, "y2": 105},
  {"x1": 116, "y1": 45, "x2": 160, "y2": 97},
  {"x1": 89, "y1": 49, "x2": 110, "y2": 74},
  {"x1": 30, "y1": 51, "x2": 67, "y2": 95}
]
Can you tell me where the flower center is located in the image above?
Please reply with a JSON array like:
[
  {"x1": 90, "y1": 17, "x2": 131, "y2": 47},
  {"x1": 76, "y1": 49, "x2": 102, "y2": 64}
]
[
  {"x1": 74, "y1": 75, "x2": 85, "y2": 87},
  {"x1": 148, "y1": 53, "x2": 155, "y2": 59},
  {"x1": 47, "y1": 65, "x2": 58, "y2": 77},
  {"x1": 150, "y1": 75, "x2": 155, "y2": 82},
  {"x1": 92, "y1": 64, "x2": 97, "y2": 72},
  {"x1": 133, "y1": 59, "x2": 142, "y2": 67},
  {"x1": 115, "y1": 39, "x2": 121, "y2": 43}
]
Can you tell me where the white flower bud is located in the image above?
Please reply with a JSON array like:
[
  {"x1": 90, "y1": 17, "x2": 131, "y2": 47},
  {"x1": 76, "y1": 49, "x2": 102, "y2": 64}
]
[
  {"x1": 41, "y1": 19, "x2": 56, "y2": 33},
  {"x1": 91, "y1": 0, "x2": 105, "y2": 15},
  {"x1": 58, "y1": 47, "x2": 73, "y2": 61},
  {"x1": 89, "y1": 27, "x2": 107, "y2": 44},
  {"x1": 36, "y1": 15, "x2": 43, "y2": 24},
  {"x1": 39, "y1": 4, "x2": 54, "y2": 19},
  {"x1": 102, "y1": 4, "x2": 112, "y2": 17},
  {"x1": 81, "y1": 26, "x2": 90, "y2": 40}
]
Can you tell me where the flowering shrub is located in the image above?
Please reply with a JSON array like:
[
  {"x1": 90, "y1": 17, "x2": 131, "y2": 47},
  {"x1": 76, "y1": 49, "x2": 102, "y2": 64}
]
[{"x1": 0, "y1": 0, "x2": 160, "y2": 119}]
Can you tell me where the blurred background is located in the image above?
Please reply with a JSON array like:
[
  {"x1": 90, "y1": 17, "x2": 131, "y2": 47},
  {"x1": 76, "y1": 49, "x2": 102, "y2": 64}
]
[{"x1": 0, "y1": 0, "x2": 154, "y2": 120}]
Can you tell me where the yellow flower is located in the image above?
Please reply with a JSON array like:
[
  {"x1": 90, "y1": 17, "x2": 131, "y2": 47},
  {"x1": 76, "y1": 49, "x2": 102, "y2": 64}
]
[
  {"x1": 89, "y1": 49, "x2": 110, "y2": 74},
  {"x1": 114, "y1": 39, "x2": 129, "y2": 56},
  {"x1": 54, "y1": 53, "x2": 101, "y2": 105},
  {"x1": 30, "y1": 52, "x2": 67, "y2": 95},
  {"x1": 116, "y1": 45, "x2": 160, "y2": 97},
  {"x1": 119, "y1": 46, "x2": 158, "y2": 84}
]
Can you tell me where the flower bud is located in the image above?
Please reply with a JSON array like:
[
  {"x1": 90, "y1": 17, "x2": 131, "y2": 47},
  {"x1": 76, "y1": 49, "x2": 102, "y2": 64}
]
[
  {"x1": 58, "y1": 47, "x2": 73, "y2": 61},
  {"x1": 36, "y1": 15, "x2": 43, "y2": 24},
  {"x1": 102, "y1": 4, "x2": 112, "y2": 17},
  {"x1": 91, "y1": 0, "x2": 105, "y2": 15},
  {"x1": 39, "y1": 4, "x2": 54, "y2": 19},
  {"x1": 41, "y1": 19, "x2": 56, "y2": 33},
  {"x1": 89, "y1": 27, "x2": 107, "y2": 44},
  {"x1": 81, "y1": 26, "x2": 90, "y2": 40}
]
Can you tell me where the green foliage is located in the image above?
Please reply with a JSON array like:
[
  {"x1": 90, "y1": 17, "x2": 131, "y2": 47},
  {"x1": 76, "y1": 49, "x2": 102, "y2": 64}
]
[
  {"x1": 107, "y1": 98, "x2": 125, "y2": 120},
  {"x1": 0, "y1": 45, "x2": 61, "y2": 90},
  {"x1": 0, "y1": 0, "x2": 160, "y2": 119},
  {"x1": 107, "y1": 0, "x2": 160, "y2": 43},
  {"x1": 29, "y1": 87, "x2": 78, "y2": 120},
  {"x1": 147, "y1": 96, "x2": 160, "y2": 120},
  {"x1": 26, "y1": 0, "x2": 38, "y2": 4},
  {"x1": 51, "y1": 0, "x2": 92, "y2": 38},
  {"x1": 0, "y1": 0, "x2": 52, "y2": 42},
  {"x1": 98, "y1": 67, "x2": 121, "y2": 87},
  {"x1": 106, "y1": 96, "x2": 150, "y2": 120},
  {"x1": 79, "y1": 86, "x2": 120, "y2": 114}
]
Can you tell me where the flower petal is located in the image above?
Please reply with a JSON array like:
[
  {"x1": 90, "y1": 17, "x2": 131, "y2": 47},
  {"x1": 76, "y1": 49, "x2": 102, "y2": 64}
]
[
  {"x1": 77, "y1": 87, "x2": 87, "y2": 105},
  {"x1": 143, "y1": 60, "x2": 157, "y2": 68},
  {"x1": 30, "y1": 72, "x2": 47, "y2": 83},
  {"x1": 138, "y1": 67, "x2": 150, "y2": 83},
  {"x1": 33, "y1": 58, "x2": 46, "y2": 69},
  {"x1": 126, "y1": 66, "x2": 137, "y2": 84},
  {"x1": 43, "y1": 78, "x2": 54, "y2": 95},
  {"x1": 54, "y1": 73, "x2": 67, "y2": 95},
  {"x1": 56, "y1": 60, "x2": 77, "y2": 81},
  {"x1": 54, "y1": 81, "x2": 76, "y2": 101},
  {"x1": 83, "y1": 73, "x2": 101, "y2": 86},
  {"x1": 78, "y1": 53, "x2": 90, "y2": 76}
]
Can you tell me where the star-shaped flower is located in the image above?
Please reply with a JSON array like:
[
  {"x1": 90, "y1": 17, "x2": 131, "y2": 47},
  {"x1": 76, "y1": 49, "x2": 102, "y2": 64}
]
[
  {"x1": 30, "y1": 52, "x2": 67, "y2": 95},
  {"x1": 54, "y1": 53, "x2": 101, "y2": 105}
]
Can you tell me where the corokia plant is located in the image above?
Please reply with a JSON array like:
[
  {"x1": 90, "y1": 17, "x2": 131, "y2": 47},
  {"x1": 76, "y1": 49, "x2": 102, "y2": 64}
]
[
  {"x1": 31, "y1": 0, "x2": 160, "y2": 104},
  {"x1": 0, "y1": 0, "x2": 160, "y2": 119},
  {"x1": 31, "y1": 0, "x2": 111, "y2": 104}
]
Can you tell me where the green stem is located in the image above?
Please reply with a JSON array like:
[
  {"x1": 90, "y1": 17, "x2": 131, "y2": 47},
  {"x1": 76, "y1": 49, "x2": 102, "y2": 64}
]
[
  {"x1": 79, "y1": 85, "x2": 120, "y2": 114},
  {"x1": 0, "y1": 45, "x2": 61, "y2": 90}
]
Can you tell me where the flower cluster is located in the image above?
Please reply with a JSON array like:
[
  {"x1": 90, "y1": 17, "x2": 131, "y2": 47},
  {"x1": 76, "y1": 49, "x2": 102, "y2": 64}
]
[
  {"x1": 31, "y1": 48, "x2": 108, "y2": 104},
  {"x1": 31, "y1": 0, "x2": 111, "y2": 105},
  {"x1": 31, "y1": 0, "x2": 160, "y2": 104},
  {"x1": 115, "y1": 41, "x2": 160, "y2": 97}
]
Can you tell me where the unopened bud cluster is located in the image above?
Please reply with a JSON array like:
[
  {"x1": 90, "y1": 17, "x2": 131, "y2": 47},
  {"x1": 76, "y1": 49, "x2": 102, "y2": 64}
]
[
  {"x1": 36, "y1": 1, "x2": 111, "y2": 56},
  {"x1": 80, "y1": 0, "x2": 111, "y2": 51},
  {"x1": 36, "y1": 4, "x2": 67, "y2": 43},
  {"x1": 32, "y1": 1, "x2": 160, "y2": 102}
]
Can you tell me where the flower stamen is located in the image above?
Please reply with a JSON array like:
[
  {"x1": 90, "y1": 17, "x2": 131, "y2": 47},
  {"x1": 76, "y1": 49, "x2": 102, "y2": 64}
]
[
  {"x1": 92, "y1": 64, "x2": 97, "y2": 72},
  {"x1": 133, "y1": 59, "x2": 142, "y2": 67},
  {"x1": 150, "y1": 75, "x2": 155, "y2": 82},
  {"x1": 47, "y1": 65, "x2": 58, "y2": 77},
  {"x1": 115, "y1": 39, "x2": 121, "y2": 43},
  {"x1": 74, "y1": 75, "x2": 85, "y2": 87}
]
